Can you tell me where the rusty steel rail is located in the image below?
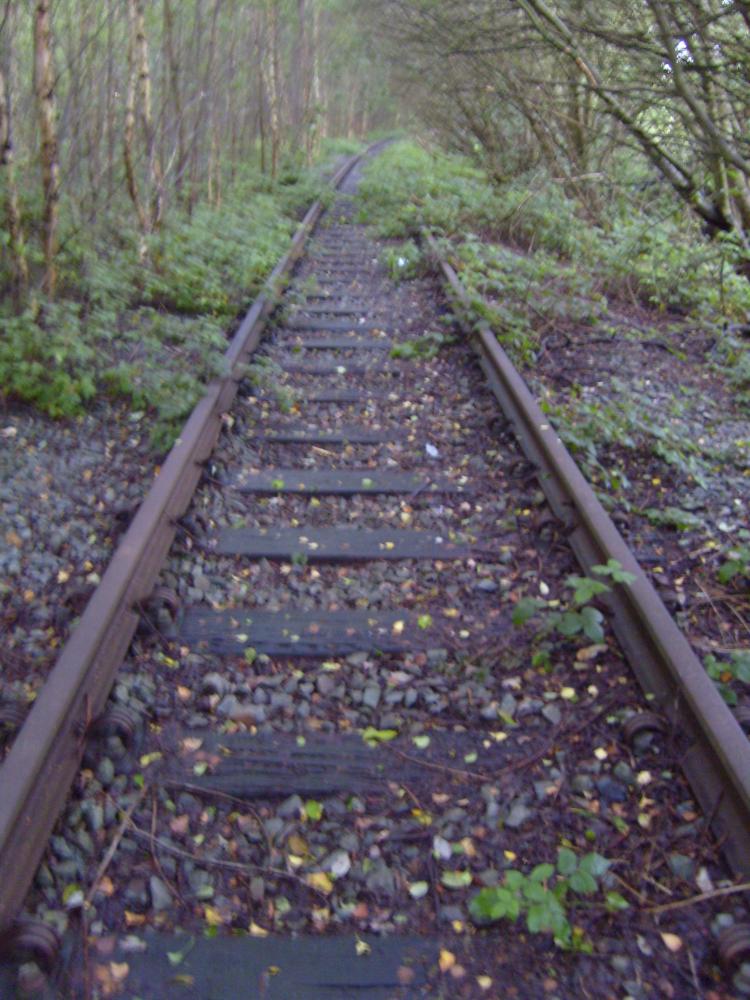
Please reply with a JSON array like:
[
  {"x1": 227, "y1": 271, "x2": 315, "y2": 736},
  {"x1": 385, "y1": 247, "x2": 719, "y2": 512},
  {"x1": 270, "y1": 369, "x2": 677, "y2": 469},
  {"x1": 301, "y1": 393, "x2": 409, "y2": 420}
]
[
  {"x1": 0, "y1": 152, "x2": 365, "y2": 938},
  {"x1": 426, "y1": 233, "x2": 750, "y2": 878}
]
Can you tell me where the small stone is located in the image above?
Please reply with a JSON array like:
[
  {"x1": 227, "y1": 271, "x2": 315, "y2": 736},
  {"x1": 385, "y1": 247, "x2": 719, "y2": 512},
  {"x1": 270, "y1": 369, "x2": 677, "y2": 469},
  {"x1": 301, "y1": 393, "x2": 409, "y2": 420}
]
[
  {"x1": 316, "y1": 674, "x2": 336, "y2": 696},
  {"x1": 505, "y1": 802, "x2": 533, "y2": 829},
  {"x1": 571, "y1": 774, "x2": 594, "y2": 794},
  {"x1": 613, "y1": 762, "x2": 634, "y2": 784},
  {"x1": 362, "y1": 685, "x2": 382, "y2": 710},
  {"x1": 96, "y1": 757, "x2": 115, "y2": 788},
  {"x1": 149, "y1": 876, "x2": 173, "y2": 911},
  {"x1": 426, "y1": 649, "x2": 448, "y2": 667},
  {"x1": 216, "y1": 694, "x2": 239, "y2": 717},
  {"x1": 365, "y1": 860, "x2": 395, "y2": 896},
  {"x1": 668, "y1": 854, "x2": 696, "y2": 881},
  {"x1": 278, "y1": 794, "x2": 303, "y2": 819},
  {"x1": 596, "y1": 777, "x2": 628, "y2": 804},
  {"x1": 475, "y1": 579, "x2": 498, "y2": 593},
  {"x1": 203, "y1": 673, "x2": 229, "y2": 697},
  {"x1": 541, "y1": 704, "x2": 562, "y2": 726}
]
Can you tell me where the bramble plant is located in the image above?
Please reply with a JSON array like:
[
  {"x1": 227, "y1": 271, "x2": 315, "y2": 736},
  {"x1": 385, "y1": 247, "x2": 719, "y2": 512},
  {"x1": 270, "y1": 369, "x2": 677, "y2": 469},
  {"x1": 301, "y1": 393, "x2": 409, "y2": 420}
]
[
  {"x1": 705, "y1": 651, "x2": 750, "y2": 707},
  {"x1": 512, "y1": 561, "x2": 635, "y2": 644},
  {"x1": 468, "y1": 847, "x2": 627, "y2": 950}
]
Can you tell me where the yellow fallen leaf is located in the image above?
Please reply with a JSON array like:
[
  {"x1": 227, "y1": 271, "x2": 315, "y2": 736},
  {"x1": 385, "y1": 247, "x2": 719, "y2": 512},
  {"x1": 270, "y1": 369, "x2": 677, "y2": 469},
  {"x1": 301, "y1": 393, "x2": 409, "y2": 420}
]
[
  {"x1": 477, "y1": 975, "x2": 494, "y2": 991},
  {"x1": 460, "y1": 837, "x2": 477, "y2": 858},
  {"x1": 439, "y1": 949, "x2": 456, "y2": 973},
  {"x1": 249, "y1": 921, "x2": 269, "y2": 937},
  {"x1": 504, "y1": 850, "x2": 517, "y2": 861},
  {"x1": 124, "y1": 911, "x2": 146, "y2": 926},
  {"x1": 181, "y1": 738, "x2": 202, "y2": 752},
  {"x1": 288, "y1": 833, "x2": 309, "y2": 855},
  {"x1": 355, "y1": 936, "x2": 371, "y2": 956},
  {"x1": 392, "y1": 620, "x2": 405, "y2": 635},
  {"x1": 443, "y1": 608, "x2": 459, "y2": 619},
  {"x1": 97, "y1": 876, "x2": 115, "y2": 897},
  {"x1": 288, "y1": 854, "x2": 305, "y2": 869},
  {"x1": 576, "y1": 644, "x2": 607, "y2": 661},
  {"x1": 661, "y1": 932, "x2": 682, "y2": 952},
  {"x1": 306, "y1": 872, "x2": 333, "y2": 894},
  {"x1": 110, "y1": 963, "x2": 129, "y2": 982},
  {"x1": 203, "y1": 905, "x2": 225, "y2": 926}
]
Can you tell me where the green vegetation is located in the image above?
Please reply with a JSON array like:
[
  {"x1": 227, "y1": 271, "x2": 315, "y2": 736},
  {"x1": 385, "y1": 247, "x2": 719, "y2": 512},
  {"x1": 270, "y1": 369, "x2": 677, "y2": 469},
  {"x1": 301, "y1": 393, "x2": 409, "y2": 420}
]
[
  {"x1": 512, "y1": 563, "x2": 635, "y2": 645},
  {"x1": 468, "y1": 847, "x2": 625, "y2": 951},
  {"x1": 0, "y1": 153, "x2": 347, "y2": 449},
  {"x1": 705, "y1": 650, "x2": 750, "y2": 707},
  {"x1": 357, "y1": 141, "x2": 750, "y2": 497}
]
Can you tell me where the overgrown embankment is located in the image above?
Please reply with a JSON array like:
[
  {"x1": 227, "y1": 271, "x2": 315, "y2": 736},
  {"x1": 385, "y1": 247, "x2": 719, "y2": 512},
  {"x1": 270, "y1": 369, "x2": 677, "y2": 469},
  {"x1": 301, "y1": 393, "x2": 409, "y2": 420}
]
[
  {"x1": 0, "y1": 142, "x2": 359, "y2": 449},
  {"x1": 356, "y1": 139, "x2": 750, "y2": 704}
]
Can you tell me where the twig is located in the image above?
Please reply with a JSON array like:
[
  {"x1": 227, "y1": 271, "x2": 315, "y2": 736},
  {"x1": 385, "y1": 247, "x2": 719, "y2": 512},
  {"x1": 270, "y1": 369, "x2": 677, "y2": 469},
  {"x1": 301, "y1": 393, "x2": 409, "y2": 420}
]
[
  {"x1": 124, "y1": 819, "x2": 329, "y2": 900},
  {"x1": 646, "y1": 880, "x2": 750, "y2": 915},
  {"x1": 85, "y1": 789, "x2": 146, "y2": 906}
]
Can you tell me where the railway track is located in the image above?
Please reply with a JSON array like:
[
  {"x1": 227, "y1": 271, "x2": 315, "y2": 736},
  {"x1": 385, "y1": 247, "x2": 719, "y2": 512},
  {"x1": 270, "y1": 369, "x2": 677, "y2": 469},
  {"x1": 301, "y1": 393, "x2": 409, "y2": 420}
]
[{"x1": 1, "y1": 147, "x2": 750, "y2": 998}]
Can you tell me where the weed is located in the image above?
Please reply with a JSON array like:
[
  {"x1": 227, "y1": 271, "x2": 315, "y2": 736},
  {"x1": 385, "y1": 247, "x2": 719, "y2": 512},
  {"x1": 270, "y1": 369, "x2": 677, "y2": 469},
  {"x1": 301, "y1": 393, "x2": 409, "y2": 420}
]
[
  {"x1": 705, "y1": 650, "x2": 750, "y2": 706},
  {"x1": 468, "y1": 847, "x2": 626, "y2": 950},
  {"x1": 512, "y1": 562, "x2": 635, "y2": 644}
]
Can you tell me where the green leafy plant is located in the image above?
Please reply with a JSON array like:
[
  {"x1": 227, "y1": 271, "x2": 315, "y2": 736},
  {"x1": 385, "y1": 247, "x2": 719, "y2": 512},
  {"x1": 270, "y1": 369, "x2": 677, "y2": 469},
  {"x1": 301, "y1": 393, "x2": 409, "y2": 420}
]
[
  {"x1": 468, "y1": 848, "x2": 624, "y2": 950},
  {"x1": 717, "y1": 532, "x2": 750, "y2": 585},
  {"x1": 390, "y1": 329, "x2": 452, "y2": 361},
  {"x1": 705, "y1": 651, "x2": 750, "y2": 706},
  {"x1": 512, "y1": 562, "x2": 634, "y2": 644}
]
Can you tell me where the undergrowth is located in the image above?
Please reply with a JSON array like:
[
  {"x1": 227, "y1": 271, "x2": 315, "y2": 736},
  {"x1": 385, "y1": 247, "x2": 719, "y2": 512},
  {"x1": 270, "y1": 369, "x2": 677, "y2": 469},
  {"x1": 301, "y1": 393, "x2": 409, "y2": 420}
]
[{"x1": 0, "y1": 140, "x2": 356, "y2": 450}]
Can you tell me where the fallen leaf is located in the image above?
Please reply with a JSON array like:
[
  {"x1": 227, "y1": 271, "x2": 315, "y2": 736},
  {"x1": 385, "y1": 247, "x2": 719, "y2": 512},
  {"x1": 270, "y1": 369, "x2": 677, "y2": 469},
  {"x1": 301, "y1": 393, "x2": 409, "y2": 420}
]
[
  {"x1": 203, "y1": 905, "x2": 226, "y2": 926},
  {"x1": 439, "y1": 949, "x2": 456, "y2": 973},
  {"x1": 355, "y1": 936, "x2": 371, "y2": 956},
  {"x1": 661, "y1": 932, "x2": 683, "y2": 953},
  {"x1": 249, "y1": 922, "x2": 269, "y2": 938},
  {"x1": 306, "y1": 872, "x2": 333, "y2": 894}
]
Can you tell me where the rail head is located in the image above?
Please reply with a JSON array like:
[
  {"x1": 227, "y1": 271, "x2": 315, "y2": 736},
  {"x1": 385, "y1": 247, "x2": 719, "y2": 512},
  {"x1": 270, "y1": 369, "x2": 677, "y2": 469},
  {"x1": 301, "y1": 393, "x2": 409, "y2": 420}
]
[{"x1": 425, "y1": 231, "x2": 750, "y2": 879}]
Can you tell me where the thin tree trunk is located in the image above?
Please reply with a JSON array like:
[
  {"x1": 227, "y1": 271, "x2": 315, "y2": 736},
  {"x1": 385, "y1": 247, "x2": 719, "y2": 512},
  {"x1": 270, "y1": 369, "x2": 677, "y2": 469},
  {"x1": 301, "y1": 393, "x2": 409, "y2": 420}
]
[
  {"x1": 261, "y1": 1, "x2": 281, "y2": 180},
  {"x1": 34, "y1": 0, "x2": 60, "y2": 298},
  {"x1": 163, "y1": 0, "x2": 187, "y2": 200},
  {"x1": 0, "y1": 60, "x2": 27, "y2": 306},
  {"x1": 124, "y1": 0, "x2": 147, "y2": 235},
  {"x1": 133, "y1": 0, "x2": 164, "y2": 228}
]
